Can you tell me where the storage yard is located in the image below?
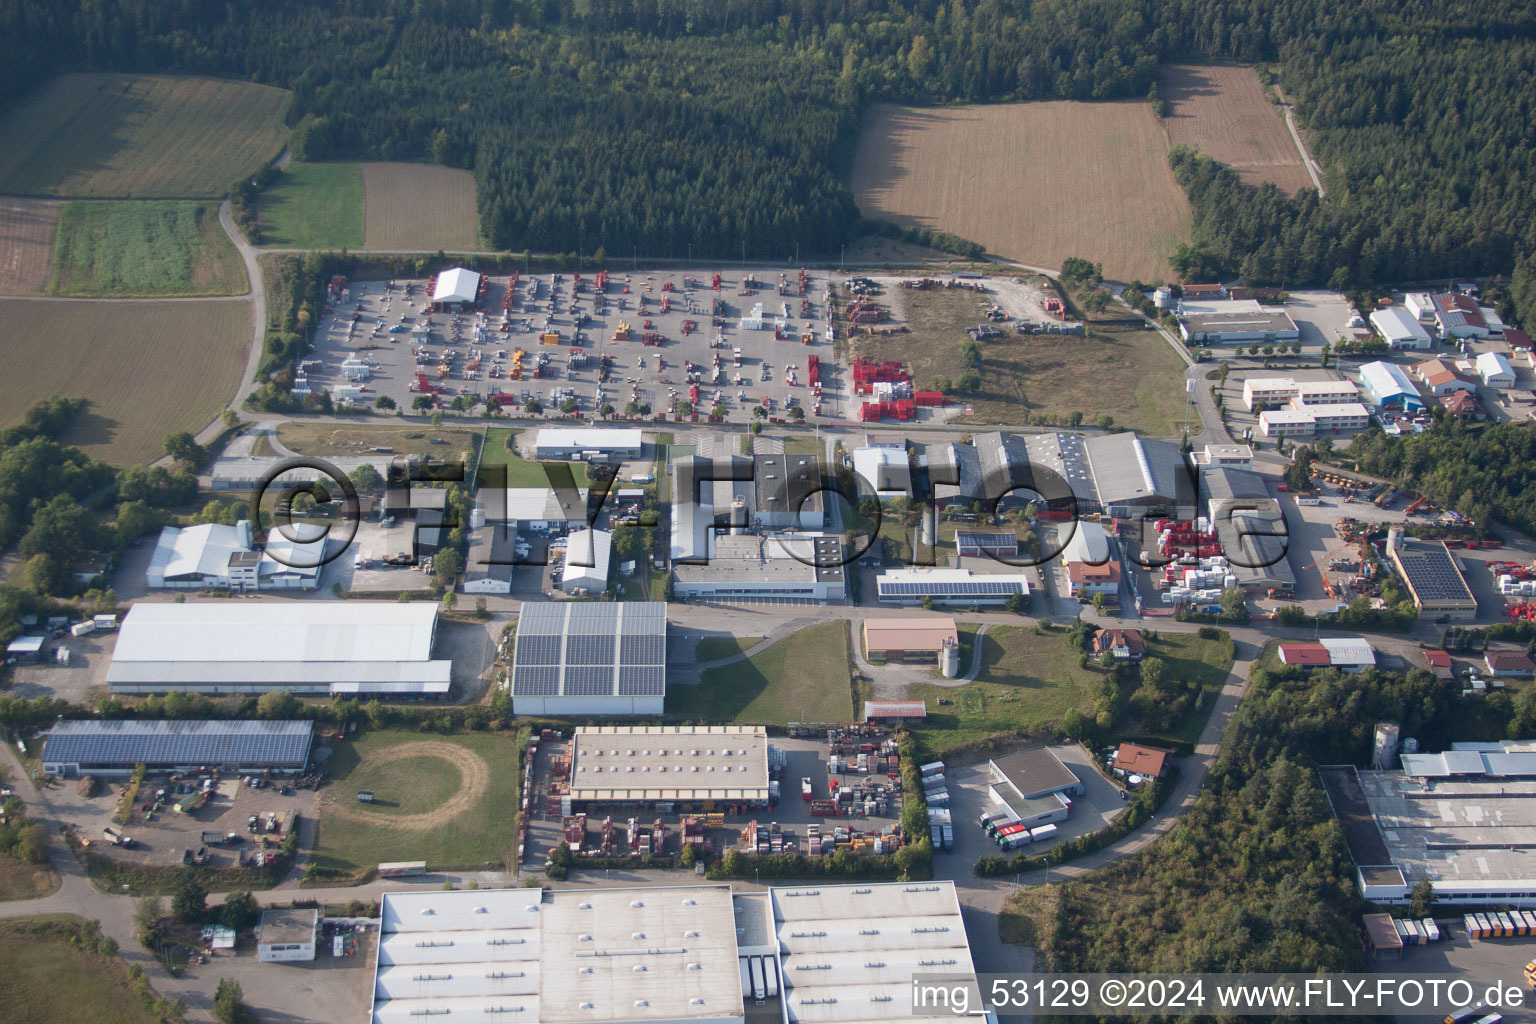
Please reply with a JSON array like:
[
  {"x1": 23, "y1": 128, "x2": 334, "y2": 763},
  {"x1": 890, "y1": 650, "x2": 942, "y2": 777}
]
[
  {"x1": 518, "y1": 727, "x2": 908, "y2": 871},
  {"x1": 852, "y1": 101, "x2": 1192, "y2": 280},
  {"x1": 0, "y1": 296, "x2": 251, "y2": 463},
  {"x1": 308, "y1": 268, "x2": 846, "y2": 424},
  {"x1": 0, "y1": 73, "x2": 290, "y2": 197}
]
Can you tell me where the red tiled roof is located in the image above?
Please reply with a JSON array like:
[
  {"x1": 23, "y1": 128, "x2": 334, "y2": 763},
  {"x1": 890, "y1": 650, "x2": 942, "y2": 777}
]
[
  {"x1": 1505, "y1": 328, "x2": 1532, "y2": 349},
  {"x1": 1440, "y1": 392, "x2": 1484, "y2": 417},
  {"x1": 1279, "y1": 643, "x2": 1331, "y2": 666},
  {"x1": 1094, "y1": 628, "x2": 1145, "y2": 656},
  {"x1": 1113, "y1": 743, "x2": 1171, "y2": 777},
  {"x1": 1486, "y1": 651, "x2": 1536, "y2": 672},
  {"x1": 1424, "y1": 650, "x2": 1452, "y2": 668},
  {"x1": 1068, "y1": 561, "x2": 1121, "y2": 583}
]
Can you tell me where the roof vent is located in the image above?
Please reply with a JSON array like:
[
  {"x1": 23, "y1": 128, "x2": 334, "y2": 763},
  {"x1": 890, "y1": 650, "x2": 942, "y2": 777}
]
[
  {"x1": 474, "y1": 906, "x2": 488, "y2": 914},
  {"x1": 632, "y1": 932, "x2": 646, "y2": 939},
  {"x1": 688, "y1": 963, "x2": 702, "y2": 971},
  {"x1": 631, "y1": 900, "x2": 644, "y2": 908},
  {"x1": 579, "y1": 967, "x2": 594, "y2": 974},
  {"x1": 580, "y1": 1003, "x2": 595, "y2": 1010},
  {"x1": 579, "y1": 934, "x2": 592, "y2": 942},
  {"x1": 419, "y1": 908, "x2": 434, "y2": 916},
  {"x1": 578, "y1": 902, "x2": 592, "y2": 910},
  {"x1": 691, "y1": 998, "x2": 706, "y2": 1005},
  {"x1": 685, "y1": 929, "x2": 699, "y2": 937},
  {"x1": 682, "y1": 899, "x2": 697, "y2": 906},
  {"x1": 633, "y1": 965, "x2": 648, "y2": 973}
]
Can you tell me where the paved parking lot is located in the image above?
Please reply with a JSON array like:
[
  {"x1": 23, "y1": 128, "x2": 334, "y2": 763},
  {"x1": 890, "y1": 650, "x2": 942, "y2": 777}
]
[
  {"x1": 310, "y1": 269, "x2": 846, "y2": 423},
  {"x1": 1371, "y1": 927, "x2": 1536, "y2": 1024},
  {"x1": 1285, "y1": 289, "x2": 1360, "y2": 351}
]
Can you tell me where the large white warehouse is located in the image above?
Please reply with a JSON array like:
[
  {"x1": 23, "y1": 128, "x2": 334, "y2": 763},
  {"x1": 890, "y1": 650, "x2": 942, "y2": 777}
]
[
  {"x1": 534, "y1": 427, "x2": 644, "y2": 461},
  {"x1": 105, "y1": 602, "x2": 452, "y2": 697}
]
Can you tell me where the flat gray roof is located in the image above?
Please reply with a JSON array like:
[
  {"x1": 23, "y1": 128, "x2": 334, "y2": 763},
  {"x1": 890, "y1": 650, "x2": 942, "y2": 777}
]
[
  {"x1": 259, "y1": 907, "x2": 317, "y2": 946},
  {"x1": 991, "y1": 746, "x2": 1079, "y2": 798},
  {"x1": 568, "y1": 726, "x2": 769, "y2": 801}
]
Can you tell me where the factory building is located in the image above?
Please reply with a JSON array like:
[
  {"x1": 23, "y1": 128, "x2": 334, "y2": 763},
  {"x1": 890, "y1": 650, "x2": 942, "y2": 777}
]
[
  {"x1": 461, "y1": 524, "x2": 514, "y2": 594},
  {"x1": 105, "y1": 602, "x2": 452, "y2": 697},
  {"x1": 1081, "y1": 433, "x2": 1194, "y2": 520},
  {"x1": 1359, "y1": 361, "x2": 1425, "y2": 411},
  {"x1": 534, "y1": 427, "x2": 644, "y2": 461},
  {"x1": 1189, "y1": 443, "x2": 1254, "y2": 470},
  {"x1": 875, "y1": 568, "x2": 1030, "y2": 606},
  {"x1": 753, "y1": 452, "x2": 825, "y2": 529},
  {"x1": 1477, "y1": 351, "x2": 1515, "y2": 388},
  {"x1": 259, "y1": 908, "x2": 318, "y2": 963},
  {"x1": 1178, "y1": 303, "x2": 1300, "y2": 345},
  {"x1": 145, "y1": 520, "x2": 328, "y2": 591},
  {"x1": 1386, "y1": 528, "x2": 1477, "y2": 619},
  {"x1": 669, "y1": 455, "x2": 755, "y2": 563},
  {"x1": 566, "y1": 726, "x2": 771, "y2": 809},
  {"x1": 1241, "y1": 377, "x2": 1360, "y2": 411},
  {"x1": 986, "y1": 747, "x2": 1083, "y2": 829},
  {"x1": 370, "y1": 881, "x2": 993, "y2": 1024},
  {"x1": 862, "y1": 617, "x2": 958, "y2": 662},
  {"x1": 849, "y1": 445, "x2": 914, "y2": 501},
  {"x1": 1277, "y1": 638, "x2": 1376, "y2": 672},
  {"x1": 509, "y1": 602, "x2": 666, "y2": 716},
  {"x1": 559, "y1": 527, "x2": 613, "y2": 595},
  {"x1": 1199, "y1": 466, "x2": 1293, "y2": 591},
  {"x1": 1412, "y1": 358, "x2": 1477, "y2": 397},
  {"x1": 41, "y1": 720, "x2": 313, "y2": 778},
  {"x1": 1322, "y1": 744, "x2": 1536, "y2": 906},
  {"x1": 1060, "y1": 521, "x2": 1121, "y2": 598},
  {"x1": 1370, "y1": 307, "x2": 1434, "y2": 350},
  {"x1": 671, "y1": 534, "x2": 846, "y2": 603}
]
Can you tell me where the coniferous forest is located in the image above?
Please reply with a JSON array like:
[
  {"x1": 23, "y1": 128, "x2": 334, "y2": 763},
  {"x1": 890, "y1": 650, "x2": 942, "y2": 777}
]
[{"x1": 5, "y1": 0, "x2": 1536, "y2": 314}]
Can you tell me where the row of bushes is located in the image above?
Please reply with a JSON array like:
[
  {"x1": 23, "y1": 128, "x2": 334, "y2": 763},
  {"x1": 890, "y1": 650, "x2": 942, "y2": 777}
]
[
  {"x1": 974, "y1": 766, "x2": 1180, "y2": 877},
  {"x1": 853, "y1": 217, "x2": 986, "y2": 259}
]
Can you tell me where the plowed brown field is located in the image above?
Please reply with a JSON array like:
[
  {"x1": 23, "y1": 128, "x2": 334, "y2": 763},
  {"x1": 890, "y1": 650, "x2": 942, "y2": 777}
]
[
  {"x1": 0, "y1": 197, "x2": 61, "y2": 294},
  {"x1": 1160, "y1": 66, "x2": 1314, "y2": 194},
  {"x1": 0, "y1": 297, "x2": 249, "y2": 463},
  {"x1": 852, "y1": 101, "x2": 1191, "y2": 281},
  {"x1": 362, "y1": 163, "x2": 479, "y2": 251}
]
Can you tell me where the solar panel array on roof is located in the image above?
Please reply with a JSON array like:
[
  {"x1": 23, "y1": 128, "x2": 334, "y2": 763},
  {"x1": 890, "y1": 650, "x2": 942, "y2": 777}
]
[
  {"x1": 42, "y1": 720, "x2": 313, "y2": 769},
  {"x1": 510, "y1": 601, "x2": 667, "y2": 704},
  {"x1": 882, "y1": 580, "x2": 1024, "y2": 596},
  {"x1": 1396, "y1": 545, "x2": 1476, "y2": 603}
]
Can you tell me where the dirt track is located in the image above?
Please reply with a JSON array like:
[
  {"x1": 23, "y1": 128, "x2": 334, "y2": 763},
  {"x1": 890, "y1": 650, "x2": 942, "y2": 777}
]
[{"x1": 322, "y1": 741, "x2": 490, "y2": 832}]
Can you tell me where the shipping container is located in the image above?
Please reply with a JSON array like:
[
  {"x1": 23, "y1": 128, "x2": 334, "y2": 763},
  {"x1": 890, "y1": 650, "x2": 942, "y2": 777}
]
[
  {"x1": 1421, "y1": 918, "x2": 1441, "y2": 942},
  {"x1": 750, "y1": 957, "x2": 766, "y2": 1005},
  {"x1": 378, "y1": 861, "x2": 427, "y2": 877},
  {"x1": 920, "y1": 761, "x2": 945, "y2": 777},
  {"x1": 763, "y1": 958, "x2": 779, "y2": 998},
  {"x1": 739, "y1": 958, "x2": 753, "y2": 999},
  {"x1": 1029, "y1": 824, "x2": 1059, "y2": 842}
]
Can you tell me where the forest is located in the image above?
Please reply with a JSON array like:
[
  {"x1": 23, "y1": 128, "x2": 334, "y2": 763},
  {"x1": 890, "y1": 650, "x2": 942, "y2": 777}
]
[
  {"x1": 3, "y1": 0, "x2": 1536, "y2": 310},
  {"x1": 1347, "y1": 420, "x2": 1536, "y2": 538},
  {"x1": 1036, "y1": 660, "x2": 1522, "y2": 975}
]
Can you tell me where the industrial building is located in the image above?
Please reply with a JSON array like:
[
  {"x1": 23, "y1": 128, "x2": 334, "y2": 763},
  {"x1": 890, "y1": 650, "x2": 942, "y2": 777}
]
[
  {"x1": 1358, "y1": 361, "x2": 1425, "y2": 411},
  {"x1": 1477, "y1": 350, "x2": 1515, "y2": 388},
  {"x1": 429, "y1": 267, "x2": 481, "y2": 311},
  {"x1": 1081, "y1": 433, "x2": 1195, "y2": 520},
  {"x1": 1427, "y1": 291, "x2": 1494, "y2": 340},
  {"x1": 1370, "y1": 307, "x2": 1434, "y2": 350},
  {"x1": 145, "y1": 520, "x2": 328, "y2": 590},
  {"x1": 1323, "y1": 743, "x2": 1536, "y2": 906},
  {"x1": 462, "y1": 524, "x2": 514, "y2": 594},
  {"x1": 559, "y1": 528, "x2": 613, "y2": 595},
  {"x1": 987, "y1": 747, "x2": 1082, "y2": 829},
  {"x1": 1277, "y1": 638, "x2": 1376, "y2": 672},
  {"x1": 862, "y1": 701, "x2": 928, "y2": 723},
  {"x1": 849, "y1": 445, "x2": 914, "y2": 501},
  {"x1": 1060, "y1": 521, "x2": 1121, "y2": 598},
  {"x1": 41, "y1": 720, "x2": 313, "y2": 778},
  {"x1": 669, "y1": 454, "x2": 755, "y2": 562},
  {"x1": 671, "y1": 534, "x2": 846, "y2": 603},
  {"x1": 1189, "y1": 443, "x2": 1254, "y2": 470},
  {"x1": 1178, "y1": 303, "x2": 1300, "y2": 345},
  {"x1": 106, "y1": 602, "x2": 451, "y2": 697},
  {"x1": 753, "y1": 453, "x2": 825, "y2": 529},
  {"x1": 875, "y1": 568, "x2": 1029, "y2": 606},
  {"x1": 1386, "y1": 528, "x2": 1477, "y2": 619},
  {"x1": 567, "y1": 726, "x2": 770, "y2": 808},
  {"x1": 954, "y1": 527, "x2": 1020, "y2": 558},
  {"x1": 1240, "y1": 377, "x2": 1360, "y2": 411},
  {"x1": 258, "y1": 908, "x2": 318, "y2": 962},
  {"x1": 862, "y1": 617, "x2": 958, "y2": 662},
  {"x1": 370, "y1": 881, "x2": 993, "y2": 1024},
  {"x1": 510, "y1": 602, "x2": 667, "y2": 716},
  {"x1": 1199, "y1": 466, "x2": 1293, "y2": 591},
  {"x1": 1412, "y1": 358, "x2": 1477, "y2": 396},
  {"x1": 534, "y1": 427, "x2": 644, "y2": 461},
  {"x1": 501, "y1": 487, "x2": 592, "y2": 530}
]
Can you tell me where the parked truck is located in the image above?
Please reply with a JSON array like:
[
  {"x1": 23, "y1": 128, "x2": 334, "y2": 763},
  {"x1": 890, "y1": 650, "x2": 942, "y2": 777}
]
[{"x1": 102, "y1": 826, "x2": 133, "y2": 847}]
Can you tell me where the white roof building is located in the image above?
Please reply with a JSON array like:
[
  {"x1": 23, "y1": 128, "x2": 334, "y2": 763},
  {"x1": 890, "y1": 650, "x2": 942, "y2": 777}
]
[
  {"x1": 876, "y1": 568, "x2": 1030, "y2": 606},
  {"x1": 1059, "y1": 520, "x2": 1111, "y2": 564},
  {"x1": 145, "y1": 521, "x2": 326, "y2": 591},
  {"x1": 534, "y1": 427, "x2": 644, "y2": 459},
  {"x1": 431, "y1": 267, "x2": 481, "y2": 305},
  {"x1": 372, "y1": 886, "x2": 745, "y2": 1024},
  {"x1": 1371, "y1": 307, "x2": 1434, "y2": 350},
  {"x1": 850, "y1": 446, "x2": 913, "y2": 499},
  {"x1": 1477, "y1": 351, "x2": 1515, "y2": 387},
  {"x1": 1320, "y1": 637, "x2": 1377, "y2": 671},
  {"x1": 106, "y1": 602, "x2": 451, "y2": 696},
  {"x1": 1359, "y1": 361, "x2": 1425, "y2": 409},
  {"x1": 560, "y1": 528, "x2": 613, "y2": 594}
]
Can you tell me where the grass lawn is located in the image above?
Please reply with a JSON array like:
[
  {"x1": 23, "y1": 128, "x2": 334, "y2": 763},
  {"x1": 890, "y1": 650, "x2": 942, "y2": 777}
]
[
  {"x1": 277, "y1": 421, "x2": 479, "y2": 460},
  {"x1": 49, "y1": 200, "x2": 246, "y2": 296},
  {"x1": 781, "y1": 436, "x2": 821, "y2": 456},
  {"x1": 669, "y1": 621, "x2": 853, "y2": 724},
  {"x1": 0, "y1": 916, "x2": 164, "y2": 1024},
  {"x1": 258, "y1": 162, "x2": 364, "y2": 248},
  {"x1": 478, "y1": 426, "x2": 591, "y2": 487},
  {"x1": 695, "y1": 635, "x2": 764, "y2": 661},
  {"x1": 0, "y1": 857, "x2": 58, "y2": 902},
  {"x1": 907, "y1": 626, "x2": 1101, "y2": 759},
  {"x1": 311, "y1": 729, "x2": 521, "y2": 875}
]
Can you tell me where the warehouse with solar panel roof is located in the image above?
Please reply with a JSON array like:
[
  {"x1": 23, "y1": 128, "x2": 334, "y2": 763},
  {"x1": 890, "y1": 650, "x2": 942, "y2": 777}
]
[
  {"x1": 41, "y1": 720, "x2": 313, "y2": 778},
  {"x1": 510, "y1": 601, "x2": 667, "y2": 715}
]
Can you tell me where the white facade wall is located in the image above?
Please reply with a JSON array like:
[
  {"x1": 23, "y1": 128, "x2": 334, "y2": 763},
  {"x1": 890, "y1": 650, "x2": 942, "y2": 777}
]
[{"x1": 511, "y1": 694, "x2": 664, "y2": 716}]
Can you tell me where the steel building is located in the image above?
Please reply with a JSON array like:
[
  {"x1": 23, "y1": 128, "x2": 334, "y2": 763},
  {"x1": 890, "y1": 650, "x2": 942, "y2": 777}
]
[
  {"x1": 566, "y1": 726, "x2": 770, "y2": 808},
  {"x1": 1199, "y1": 467, "x2": 1293, "y2": 591},
  {"x1": 1081, "y1": 433, "x2": 1195, "y2": 520},
  {"x1": 987, "y1": 747, "x2": 1082, "y2": 829},
  {"x1": 41, "y1": 720, "x2": 313, "y2": 777},
  {"x1": 1358, "y1": 361, "x2": 1425, "y2": 411},
  {"x1": 462, "y1": 524, "x2": 514, "y2": 594},
  {"x1": 1386, "y1": 528, "x2": 1477, "y2": 619},
  {"x1": 510, "y1": 602, "x2": 666, "y2": 715},
  {"x1": 875, "y1": 568, "x2": 1030, "y2": 606},
  {"x1": 1370, "y1": 307, "x2": 1434, "y2": 350},
  {"x1": 105, "y1": 602, "x2": 452, "y2": 697},
  {"x1": 849, "y1": 445, "x2": 914, "y2": 500},
  {"x1": 671, "y1": 534, "x2": 846, "y2": 602},
  {"x1": 258, "y1": 908, "x2": 318, "y2": 962},
  {"x1": 1477, "y1": 351, "x2": 1515, "y2": 388},
  {"x1": 954, "y1": 527, "x2": 1019, "y2": 558},
  {"x1": 753, "y1": 452, "x2": 825, "y2": 529},
  {"x1": 145, "y1": 520, "x2": 327, "y2": 591},
  {"x1": 1179, "y1": 308, "x2": 1300, "y2": 344},
  {"x1": 559, "y1": 528, "x2": 613, "y2": 595},
  {"x1": 862, "y1": 617, "x2": 958, "y2": 661},
  {"x1": 534, "y1": 427, "x2": 644, "y2": 461}
]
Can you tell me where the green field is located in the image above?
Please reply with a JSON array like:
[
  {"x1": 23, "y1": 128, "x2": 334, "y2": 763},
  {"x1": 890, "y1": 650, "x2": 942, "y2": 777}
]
[
  {"x1": 0, "y1": 74, "x2": 290, "y2": 198},
  {"x1": 479, "y1": 427, "x2": 592, "y2": 487},
  {"x1": 257, "y1": 162, "x2": 365, "y2": 248},
  {"x1": 0, "y1": 917, "x2": 162, "y2": 1024},
  {"x1": 1146, "y1": 632, "x2": 1236, "y2": 744},
  {"x1": 311, "y1": 730, "x2": 521, "y2": 876},
  {"x1": 907, "y1": 626, "x2": 1101, "y2": 758},
  {"x1": 48, "y1": 200, "x2": 246, "y2": 296},
  {"x1": 669, "y1": 621, "x2": 853, "y2": 724},
  {"x1": 694, "y1": 635, "x2": 763, "y2": 661}
]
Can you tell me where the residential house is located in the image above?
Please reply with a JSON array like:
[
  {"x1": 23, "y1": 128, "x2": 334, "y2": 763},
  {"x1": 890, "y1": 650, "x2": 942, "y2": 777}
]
[{"x1": 1093, "y1": 628, "x2": 1145, "y2": 662}]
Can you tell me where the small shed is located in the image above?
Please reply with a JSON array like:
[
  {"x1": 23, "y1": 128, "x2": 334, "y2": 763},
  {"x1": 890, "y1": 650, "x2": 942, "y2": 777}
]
[
  {"x1": 5, "y1": 635, "x2": 45, "y2": 664},
  {"x1": 862, "y1": 701, "x2": 928, "y2": 724},
  {"x1": 1362, "y1": 913, "x2": 1404, "y2": 960}
]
